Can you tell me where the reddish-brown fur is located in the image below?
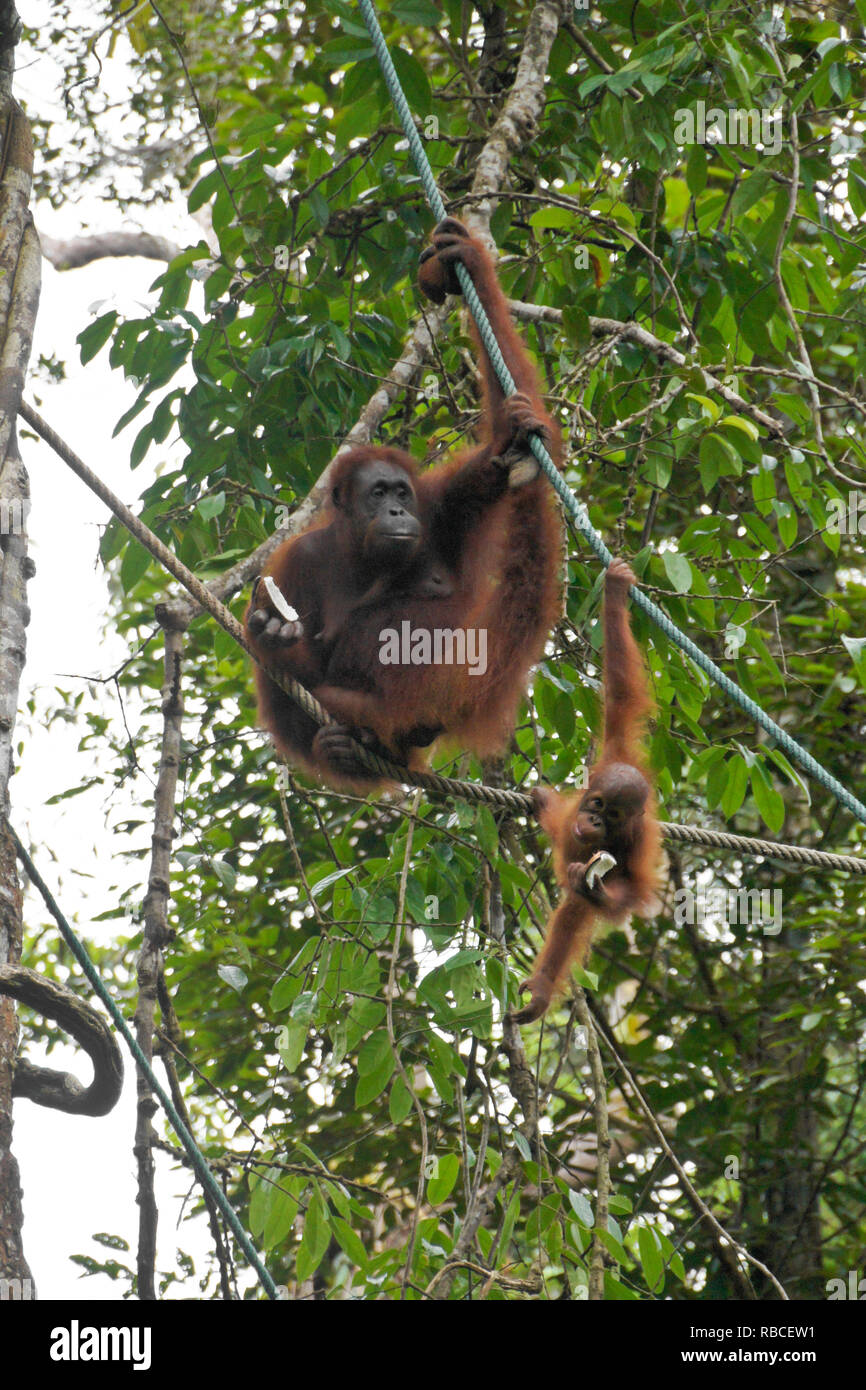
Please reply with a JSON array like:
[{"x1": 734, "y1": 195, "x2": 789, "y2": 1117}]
[
  {"x1": 245, "y1": 219, "x2": 563, "y2": 790},
  {"x1": 514, "y1": 559, "x2": 662, "y2": 1023}
]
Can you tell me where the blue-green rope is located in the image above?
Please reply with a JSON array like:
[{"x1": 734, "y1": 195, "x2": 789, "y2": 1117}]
[
  {"x1": 9, "y1": 825, "x2": 280, "y2": 1301},
  {"x1": 355, "y1": 0, "x2": 866, "y2": 828}
]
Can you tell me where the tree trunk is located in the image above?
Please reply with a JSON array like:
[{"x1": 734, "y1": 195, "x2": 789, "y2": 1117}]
[{"x1": 0, "y1": 10, "x2": 43, "y2": 1286}]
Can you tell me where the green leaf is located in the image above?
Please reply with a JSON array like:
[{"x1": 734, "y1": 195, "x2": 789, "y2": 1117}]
[
  {"x1": 119, "y1": 540, "x2": 150, "y2": 593},
  {"x1": 720, "y1": 755, "x2": 749, "y2": 819},
  {"x1": 579, "y1": 72, "x2": 611, "y2": 98},
  {"x1": 638, "y1": 1225, "x2": 664, "y2": 1292},
  {"x1": 262, "y1": 1181, "x2": 302, "y2": 1250},
  {"x1": 751, "y1": 461, "x2": 777, "y2": 514},
  {"x1": 530, "y1": 206, "x2": 573, "y2": 231},
  {"x1": 829, "y1": 62, "x2": 851, "y2": 101},
  {"x1": 597, "y1": 1227, "x2": 629, "y2": 1265},
  {"x1": 685, "y1": 144, "x2": 706, "y2": 194},
  {"x1": 331, "y1": 1215, "x2": 368, "y2": 1269},
  {"x1": 320, "y1": 37, "x2": 375, "y2": 67},
  {"x1": 78, "y1": 312, "x2": 118, "y2": 364},
  {"x1": 773, "y1": 499, "x2": 798, "y2": 549},
  {"x1": 393, "y1": 0, "x2": 442, "y2": 23},
  {"x1": 389, "y1": 1075, "x2": 414, "y2": 1124},
  {"x1": 308, "y1": 189, "x2": 329, "y2": 229},
  {"x1": 277, "y1": 1019, "x2": 308, "y2": 1073},
  {"x1": 188, "y1": 164, "x2": 223, "y2": 212},
  {"x1": 685, "y1": 393, "x2": 720, "y2": 422},
  {"x1": 248, "y1": 1166, "x2": 282, "y2": 1239},
  {"x1": 444, "y1": 948, "x2": 483, "y2": 971},
  {"x1": 343, "y1": 57, "x2": 380, "y2": 106},
  {"x1": 310, "y1": 864, "x2": 358, "y2": 899},
  {"x1": 719, "y1": 415, "x2": 759, "y2": 441},
  {"x1": 841, "y1": 635, "x2": 866, "y2": 691},
  {"x1": 562, "y1": 305, "x2": 591, "y2": 349},
  {"x1": 750, "y1": 762, "x2": 785, "y2": 834},
  {"x1": 271, "y1": 939, "x2": 318, "y2": 1012},
  {"x1": 604, "y1": 1270, "x2": 640, "y2": 1300},
  {"x1": 662, "y1": 551, "x2": 692, "y2": 594},
  {"x1": 211, "y1": 858, "x2": 237, "y2": 891},
  {"x1": 732, "y1": 170, "x2": 772, "y2": 219},
  {"x1": 345, "y1": 998, "x2": 385, "y2": 1052},
  {"x1": 217, "y1": 964, "x2": 247, "y2": 992},
  {"x1": 642, "y1": 70, "x2": 667, "y2": 97},
  {"x1": 391, "y1": 46, "x2": 432, "y2": 115},
  {"x1": 297, "y1": 1187, "x2": 330, "y2": 1283},
  {"x1": 355, "y1": 1047, "x2": 395, "y2": 1106},
  {"x1": 699, "y1": 431, "x2": 741, "y2": 489},
  {"x1": 427, "y1": 1154, "x2": 460, "y2": 1205},
  {"x1": 568, "y1": 1190, "x2": 594, "y2": 1227},
  {"x1": 357, "y1": 1031, "x2": 391, "y2": 1076}
]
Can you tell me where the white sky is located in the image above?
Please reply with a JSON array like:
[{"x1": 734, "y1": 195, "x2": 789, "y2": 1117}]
[{"x1": 10, "y1": 8, "x2": 229, "y2": 1300}]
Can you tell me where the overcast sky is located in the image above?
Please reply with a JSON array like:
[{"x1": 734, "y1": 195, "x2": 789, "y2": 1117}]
[{"x1": 11, "y1": 7, "x2": 222, "y2": 1300}]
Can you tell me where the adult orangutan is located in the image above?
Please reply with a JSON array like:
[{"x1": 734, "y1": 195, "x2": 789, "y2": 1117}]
[{"x1": 245, "y1": 218, "x2": 563, "y2": 789}]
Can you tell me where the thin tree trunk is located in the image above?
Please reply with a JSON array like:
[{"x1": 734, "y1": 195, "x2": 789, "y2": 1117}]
[{"x1": 0, "y1": 9, "x2": 43, "y2": 1287}]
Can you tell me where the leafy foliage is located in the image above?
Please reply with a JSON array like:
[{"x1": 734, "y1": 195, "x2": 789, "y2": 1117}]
[{"x1": 30, "y1": 0, "x2": 866, "y2": 1298}]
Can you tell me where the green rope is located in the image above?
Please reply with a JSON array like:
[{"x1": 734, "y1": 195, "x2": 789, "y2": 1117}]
[
  {"x1": 355, "y1": 0, "x2": 866, "y2": 829},
  {"x1": 8, "y1": 825, "x2": 280, "y2": 1302}
]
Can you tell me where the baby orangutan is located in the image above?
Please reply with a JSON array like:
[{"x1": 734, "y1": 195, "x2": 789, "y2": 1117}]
[{"x1": 514, "y1": 558, "x2": 662, "y2": 1024}]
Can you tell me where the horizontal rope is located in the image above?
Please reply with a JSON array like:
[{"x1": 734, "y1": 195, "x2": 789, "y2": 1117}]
[
  {"x1": 21, "y1": 402, "x2": 866, "y2": 874},
  {"x1": 656, "y1": 821, "x2": 866, "y2": 874}
]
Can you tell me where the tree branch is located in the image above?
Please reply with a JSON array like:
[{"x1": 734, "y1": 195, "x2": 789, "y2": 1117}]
[
  {"x1": 40, "y1": 230, "x2": 182, "y2": 270},
  {"x1": 0, "y1": 964, "x2": 123, "y2": 1116}
]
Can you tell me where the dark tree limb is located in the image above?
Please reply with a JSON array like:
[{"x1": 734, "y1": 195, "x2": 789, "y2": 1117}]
[{"x1": 0, "y1": 964, "x2": 123, "y2": 1117}]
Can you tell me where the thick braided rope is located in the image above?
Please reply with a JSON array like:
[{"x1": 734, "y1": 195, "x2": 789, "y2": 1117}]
[
  {"x1": 21, "y1": 410, "x2": 866, "y2": 871},
  {"x1": 657, "y1": 822, "x2": 866, "y2": 874},
  {"x1": 8, "y1": 826, "x2": 280, "y2": 1300},
  {"x1": 356, "y1": 0, "x2": 866, "y2": 828}
]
